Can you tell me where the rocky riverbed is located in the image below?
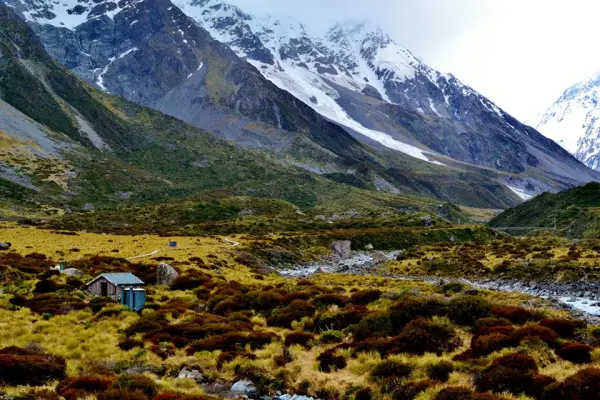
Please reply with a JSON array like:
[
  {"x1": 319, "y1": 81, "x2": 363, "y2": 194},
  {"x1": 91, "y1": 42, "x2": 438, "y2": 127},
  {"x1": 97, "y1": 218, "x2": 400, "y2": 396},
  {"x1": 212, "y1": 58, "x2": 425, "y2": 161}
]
[{"x1": 279, "y1": 248, "x2": 600, "y2": 324}]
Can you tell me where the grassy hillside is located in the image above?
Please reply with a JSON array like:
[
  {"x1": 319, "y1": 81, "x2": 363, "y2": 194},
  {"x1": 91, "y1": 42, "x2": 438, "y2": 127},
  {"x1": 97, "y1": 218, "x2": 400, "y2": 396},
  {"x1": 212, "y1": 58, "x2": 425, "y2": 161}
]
[{"x1": 489, "y1": 182, "x2": 600, "y2": 238}]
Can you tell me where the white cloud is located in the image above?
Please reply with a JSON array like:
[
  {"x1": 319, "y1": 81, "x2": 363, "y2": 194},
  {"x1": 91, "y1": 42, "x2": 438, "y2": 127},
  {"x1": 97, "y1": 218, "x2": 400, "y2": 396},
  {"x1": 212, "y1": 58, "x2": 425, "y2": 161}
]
[{"x1": 228, "y1": 0, "x2": 600, "y2": 124}]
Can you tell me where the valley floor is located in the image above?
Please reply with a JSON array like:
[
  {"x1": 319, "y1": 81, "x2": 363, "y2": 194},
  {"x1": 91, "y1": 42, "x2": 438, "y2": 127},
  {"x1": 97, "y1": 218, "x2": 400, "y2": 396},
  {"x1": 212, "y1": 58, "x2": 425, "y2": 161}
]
[{"x1": 1, "y1": 222, "x2": 600, "y2": 400}]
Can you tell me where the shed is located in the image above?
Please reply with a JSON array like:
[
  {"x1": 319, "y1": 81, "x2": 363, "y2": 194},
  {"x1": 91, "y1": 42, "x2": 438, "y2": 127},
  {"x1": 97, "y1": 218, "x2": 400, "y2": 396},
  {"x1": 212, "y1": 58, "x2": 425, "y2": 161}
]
[{"x1": 86, "y1": 273, "x2": 144, "y2": 297}]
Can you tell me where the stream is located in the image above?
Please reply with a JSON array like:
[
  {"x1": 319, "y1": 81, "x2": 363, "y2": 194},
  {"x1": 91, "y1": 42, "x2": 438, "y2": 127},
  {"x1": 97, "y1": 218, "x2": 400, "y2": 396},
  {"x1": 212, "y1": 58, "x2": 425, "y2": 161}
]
[{"x1": 279, "y1": 251, "x2": 600, "y2": 324}]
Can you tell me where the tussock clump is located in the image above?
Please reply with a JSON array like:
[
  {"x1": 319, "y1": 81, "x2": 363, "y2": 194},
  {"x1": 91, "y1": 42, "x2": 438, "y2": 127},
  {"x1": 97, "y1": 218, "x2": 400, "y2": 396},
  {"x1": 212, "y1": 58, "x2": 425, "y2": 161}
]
[
  {"x1": 370, "y1": 360, "x2": 413, "y2": 381},
  {"x1": 284, "y1": 332, "x2": 314, "y2": 348},
  {"x1": 557, "y1": 342, "x2": 592, "y2": 364},
  {"x1": 491, "y1": 306, "x2": 533, "y2": 325},
  {"x1": 320, "y1": 330, "x2": 344, "y2": 344},
  {"x1": 540, "y1": 318, "x2": 586, "y2": 338},
  {"x1": 0, "y1": 346, "x2": 66, "y2": 386},
  {"x1": 447, "y1": 296, "x2": 492, "y2": 325},
  {"x1": 267, "y1": 300, "x2": 316, "y2": 328},
  {"x1": 216, "y1": 351, "x2": 256, "y2": 369}
]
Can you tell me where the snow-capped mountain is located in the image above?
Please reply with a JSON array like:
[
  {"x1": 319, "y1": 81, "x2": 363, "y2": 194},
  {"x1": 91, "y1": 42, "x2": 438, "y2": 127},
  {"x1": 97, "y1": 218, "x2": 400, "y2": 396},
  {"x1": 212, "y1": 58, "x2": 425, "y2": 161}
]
[
  {"x1": 537, "y1": 73, "x2": 600, "y2": 170},
  {"x1": 3, "y1": 0, "x2": 599, "y2": 204}
]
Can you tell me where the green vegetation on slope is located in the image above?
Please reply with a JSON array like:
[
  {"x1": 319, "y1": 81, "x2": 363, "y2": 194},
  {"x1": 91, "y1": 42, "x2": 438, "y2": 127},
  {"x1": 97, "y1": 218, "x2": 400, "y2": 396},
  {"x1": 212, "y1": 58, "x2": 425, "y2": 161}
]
[{"x1": 489, "y1": 182, "x2": 600, "y2": 238}]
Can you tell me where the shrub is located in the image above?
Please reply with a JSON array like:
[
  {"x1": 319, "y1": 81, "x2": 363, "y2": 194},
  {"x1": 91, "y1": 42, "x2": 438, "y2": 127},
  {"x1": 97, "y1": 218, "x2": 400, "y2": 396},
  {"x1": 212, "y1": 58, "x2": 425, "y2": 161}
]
[
  {"x1": 511, "y1": 325, "x2": 558, "y2": 346},
  {"x1": 9, "y1": 294, "x2": 27, "y2": 307},
  {"x1": 350, "y1": 290, "x2": 382, "y2": 305},
  {"x1": 476, "y1": 326, "x2": 514, "y2": 337},
  {"x1": 97, "y1": 389, "x2": 149, "y2": 400},
  {"x1": 540, "y1": 318, "x2": 586, "y2": 338},
  {"x1": 284, "y1": 332, "x2": 314, "y2": 348},
  {"x1": 491, "y1": 353, "x2": 538, "y2": 372},
  {"x1": 474, "y1": 317, "x2": 512, "y2": 332},
  {"x1": 395, "y1": 318, "x2": 459, "y2": 356},
  {"x1": 354, "y1": 312, "x2": 393, "y2": 341},
  {"x1": 389, "y1": 297, "x2": 446, "y2": 330},
  {"x1": 545, "y1": 367, "x2": 600, "y2": 399},
  {"x1": 312, "y1": 293, "x2": 349, "y2": 307},
  {"x1": 186, "y1": 332, "x2": 279, "y2": 354},
  {"x1": 0, "y1": 346, "x2": 66, "y2": 386},
  {"x1": 317, "y1": 350, "x2": 347, "y2": 372},
  {"x1": 557, "y1": 342, "x2": 592, "y2": 364},
  {"x1": 393, "y1": 380, "x2": 436, "y2": 399},
  {"x1": 447, "y1": 297, "x2": 492, "y2": 326},
  {"x1": 491, "y1": 306, "x2": 533, "y2": 325},
  {"x1": 434, "y1": 386, "x2": 473, "y2": 400},
  {"x1": 354, "y1": 387, "x2": 372, "y2": 400},
  {"x1": 33, "y1": 279, "x2": 61, "y2": 293},
  {"x1": 440, "y1": 282, "x2": 465, "y2": 294},
  {"x1": 254, "y1": 290, "x2": 285, "y2": 311},
  {"x1": 426, "y1": 361, "x2": 454, "y2": 382},
  {"x1": 475, "y1": 363, "x2": 535, "y2": 395},
  {"x1": 313, "y1": 305, "x2": 369, "y2": 331},
  {"x1": 56, "y1": 376, "x2": 113, "y2": 399},
  {"x1": 470, "y1": 333, "x2": 515, "y2": 357},
  {"x1": 370, "y1": 360, "x2": 413, "y2": 381},
  {"x1": 528, "y1": 375, "x2": 557, "y2": 399},
  {"x1": 267, "y1": 300, "x2": 316, "y2": 328},
  {"x1": 113, "y1": 374, "x2": 158, "y2": 398}
]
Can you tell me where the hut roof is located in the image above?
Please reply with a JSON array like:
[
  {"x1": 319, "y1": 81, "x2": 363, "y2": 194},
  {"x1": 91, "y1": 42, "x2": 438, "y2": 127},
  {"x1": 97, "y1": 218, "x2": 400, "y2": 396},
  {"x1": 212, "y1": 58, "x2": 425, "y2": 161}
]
[{"x1": 87, "y1": 273, "x2": 144, "y2": 286}]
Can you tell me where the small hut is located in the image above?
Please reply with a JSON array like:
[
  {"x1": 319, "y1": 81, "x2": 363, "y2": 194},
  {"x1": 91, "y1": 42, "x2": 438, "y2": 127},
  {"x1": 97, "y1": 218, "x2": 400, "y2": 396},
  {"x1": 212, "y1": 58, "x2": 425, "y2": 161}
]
[{"x1": 86, "y1": 273, "x2": 144, "y2": 298}]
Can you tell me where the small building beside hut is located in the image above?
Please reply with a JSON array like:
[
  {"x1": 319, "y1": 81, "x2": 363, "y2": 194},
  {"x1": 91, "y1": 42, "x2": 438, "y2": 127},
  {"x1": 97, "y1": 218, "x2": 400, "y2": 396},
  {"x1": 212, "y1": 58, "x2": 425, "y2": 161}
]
[{"x1": 86, "y1": 273, "x2": 144, "y2": 298}]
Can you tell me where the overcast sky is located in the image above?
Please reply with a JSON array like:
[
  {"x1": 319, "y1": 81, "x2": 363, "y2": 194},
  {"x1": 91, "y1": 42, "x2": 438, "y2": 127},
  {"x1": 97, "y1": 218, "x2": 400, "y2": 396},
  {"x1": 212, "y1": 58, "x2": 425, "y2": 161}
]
[{"x1": 229, "y1": 0, "x2": 600, "y2": 124}]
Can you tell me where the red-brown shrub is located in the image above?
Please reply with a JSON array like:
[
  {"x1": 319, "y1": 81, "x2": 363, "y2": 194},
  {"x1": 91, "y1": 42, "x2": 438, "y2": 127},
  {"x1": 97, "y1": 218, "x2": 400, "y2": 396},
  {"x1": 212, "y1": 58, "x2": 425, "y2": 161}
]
[
  {"x1": 447, "y1": 297, "x2": 492, "y2": 326},
  {"x1": 317, "y1": 350, "x2": 347, "y2": 373},
  {"x1": 313, "y1": 305, "x2": 369, "y2": 331},
  {"x1": 434, "y1": 386, "x2": 473, "y2": 400},
  {"x1": 312, "y1": 293, "x2": 349, "y2": 307},
  {"x1": 186, "y1": 331, "x2": 279, "y2": 354},
  {"x1": 392, "y1": 379, "x2": 436, "y2": 399},
  {"x1": 267, "y1": 300, "x2": 316, "y2": 328},
  {"x1": 349, "y1": 290, "x2": 382, "y2": 305},
  {"x1": 511, "y1": 325, "x2": 558, "y2": 346},
  {"x1": 474, "y1": 317, "x2": 512, "y2": 332},
  {"x1": 545, "y1": 367, "x2": 600, "y2": 399},
  {"x1": 426, "y1": 361, "x2": 454, "y2": 383},
  {"x1": 284, "y1": 332, "x2": 314, "y2": 348},
  {"x1": 476, "y1": 326, "x2": 514, "y2": 337},
  {"x1": 491, "y1": 306, "x2": 533, "y2": 325},
  {"x1": 528, "y1": 375, "x2": 557, "y2": 399},
  {"x1": 540, "y1": 319, "x2": 586, "y2": 338},
  {"x1": 470, "y1": 333, "x2": 516, "y2": 357},
  {"x1": 475, "y1": 364, "x2": 535, "y2": 395},
  {"x1": 395, "y1": 318, "x2": 459, "y2": 356},
  {"x1": 0, "y1": 347, "x2": 66, "y2": 386},
  {"x1": 491, "y1": 353, "x2": 538, "y2": 372},
  {"x1": 56, "y1": 376, "x2": 114, "y2": 399},
  {"x1": 113, "y1": 374, "x2": 158, "y2": 398},
  {"x1": 118, "y1": 338, "x2": 144, "y2": 351},
  {"x1": 97, "y1": 389, "x2": 149, "y2": 400},
  {"x1": 557, "y1": 342, "x2": 592, "y2": 364},
  {"x1": 389, "y1": 297, "x2": 446, "y2": 330}
]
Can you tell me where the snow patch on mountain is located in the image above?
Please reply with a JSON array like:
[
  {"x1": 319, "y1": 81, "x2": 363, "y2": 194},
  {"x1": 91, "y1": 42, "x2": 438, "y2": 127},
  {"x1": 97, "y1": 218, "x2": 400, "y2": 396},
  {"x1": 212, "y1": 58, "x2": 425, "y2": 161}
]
[{"x1": 537, "y1": 72, "x2": 600, "y2": 170}]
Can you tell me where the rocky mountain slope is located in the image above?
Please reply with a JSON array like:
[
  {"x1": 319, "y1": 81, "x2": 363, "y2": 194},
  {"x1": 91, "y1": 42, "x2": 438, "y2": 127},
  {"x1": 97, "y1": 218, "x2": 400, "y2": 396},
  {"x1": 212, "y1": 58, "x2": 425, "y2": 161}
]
[
  {"x1": 537, "y1": 72, "x2": 600, "y2": 170},
  {"x1": 2, "y1": 0, "x2": 599, "y2": 206},
  {"x1": 2, "y1": 2, "x2": 465, "y2": 216}
]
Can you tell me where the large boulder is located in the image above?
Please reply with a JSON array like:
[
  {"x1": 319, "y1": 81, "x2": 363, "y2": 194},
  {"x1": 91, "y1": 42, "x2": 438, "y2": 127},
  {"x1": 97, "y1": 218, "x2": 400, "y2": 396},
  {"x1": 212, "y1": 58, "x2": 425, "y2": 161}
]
[
  {"x1": 372, "y1": 251, "x2": 390, "y2": 265},
  {"x1": 0, "y1": 242, "x2": 11, "y2": 251},
  {"x1": 330, "y1": 240, "x2": 351, "y2": 260},
  {"x1": 231, "y1": 379, "x2": 258, "y2": 398},
  {"x1": 156, "y1": 262, "x2": 178, "y2": 286}
]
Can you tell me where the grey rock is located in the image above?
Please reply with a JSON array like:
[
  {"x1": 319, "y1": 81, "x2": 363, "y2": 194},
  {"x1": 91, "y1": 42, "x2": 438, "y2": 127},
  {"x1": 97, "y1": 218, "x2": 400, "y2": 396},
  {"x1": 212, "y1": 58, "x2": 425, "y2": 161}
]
[
  {"x1": 0, "y1": 242, "x2": 11, "y2": 250},
  {"x1": 178, "y1": 367, "x2": 204, "y2": 383},
  {"x1": 365, "y1": 244, "x2": 374, "y2": 250},
  {"x1": 125, "y1": 365, "x2": 166, "y2": 375},
  {"x1": 156, "y1": 262, "x2": 178, "y2": 286},
  {"x1": 372, "y1": 251, "x2": 390, "y2": 264},
  {"x1": 231, "y1": 379, "x2": 258, "y2": 398},
  {"x1": 61, "y1": 268, "x2": 83, "y2": 276},
  {"x1": 330, "y1": 240, "x2": 352, "y2": 259}
]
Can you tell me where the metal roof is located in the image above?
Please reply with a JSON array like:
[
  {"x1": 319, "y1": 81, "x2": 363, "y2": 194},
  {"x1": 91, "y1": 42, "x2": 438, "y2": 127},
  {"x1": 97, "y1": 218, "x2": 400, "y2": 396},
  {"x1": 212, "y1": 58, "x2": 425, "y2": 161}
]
[{"x1": 96, "y1": 273, "x2": 144, "y2": 286}]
